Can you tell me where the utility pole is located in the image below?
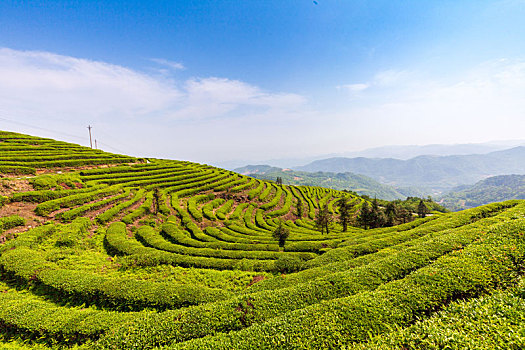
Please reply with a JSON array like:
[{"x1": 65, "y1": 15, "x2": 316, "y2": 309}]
[
  {"x1": 95, "y1": 139, "x2": 98, "y2": 149},
  {"x1": 87, "y1": 125, "x2": 93, "y2": 148}
]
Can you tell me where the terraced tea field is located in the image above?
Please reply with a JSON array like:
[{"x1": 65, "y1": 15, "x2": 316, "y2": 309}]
[{"x1": 1, "y1": 130, "x2": 525, "y2": 349}]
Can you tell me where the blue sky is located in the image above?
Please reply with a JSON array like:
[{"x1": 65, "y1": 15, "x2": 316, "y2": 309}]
[{"x1": 1, "y1": 0, "x2": 525, "y2": 165}]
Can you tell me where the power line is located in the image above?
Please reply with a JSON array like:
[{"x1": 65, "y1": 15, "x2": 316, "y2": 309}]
[
  {"x1": 93, "y1": 128, "x2": 137, "y2": 154},
  {"x1": 0, "y1": 115, "x2": 85, "y2": 141},
  {"x1": 0, "y1": 115, "x2": 128, "y2": 154},
  {"x1": 94, "y1": 140, "x2": 128, "y2": 154}
]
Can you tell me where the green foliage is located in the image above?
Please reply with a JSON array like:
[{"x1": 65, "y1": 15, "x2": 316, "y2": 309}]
[
  {"x1": 0, "y1": 195, "x2": 7, "y2": 208},
  {"x1": 441, "y1": 174, "x2": 525, "y2": 211},
  {"x1": 355, "y1": 285, "x2": 525, "y2": 349},
  {"x1": 272, "y1": 221, "x2": 290, "y2": 248},
  {"x1": 29, "y1": 174, "x2": 58, "y2": 190},
  {"x1": 34, "y1": 185, "x2": 121, "y2": 216},
  {"x1": 0, "y1": 215, "x2": 25, "y2": 231},
  {"x1": 29, "y1": 173, "x2": 83, "y2": 190},
  {"x1": 2, "y1": 130, "x2": 525, "y2": 350},
  {"x1": 235, "y1": 165, "x2": 407, "y2": 200},
  {"x1": 165, "y1": 218, "x2": 525, "y2": 349},
  {"x1": 273, "y1": 255, "x2": 303, "y2": 273},
  {"x1": 0, "y1": 165, "x2": 36, "y2": 175}
]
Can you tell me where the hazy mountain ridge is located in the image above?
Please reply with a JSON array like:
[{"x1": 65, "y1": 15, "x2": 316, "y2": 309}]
[
  {"x1": 347, "y1": 142, "x2": 524, "y2": 160},
  {"x1": 295, "y1": 147, "x2": 525, "y2": 194},
  {"x1": 216, "y1": 141, "x2": 525, "y2": 169},
  {"x1": 440, "y1": 174, "x2": 525, "y2": 211}
]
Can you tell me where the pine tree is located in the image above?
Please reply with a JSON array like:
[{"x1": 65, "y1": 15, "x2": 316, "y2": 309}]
[
  {"x1": 398, "y1": 206, "x2": 413, "y2": 223},
  {"x1": 370, "y1": 198, "x2": 386, "y2": 228},
  {"x1": 153, "y1": 187, "x2": 161, "y2": 215},
  {"x1": 337, "y1": 197, "x2": 351, "y2": 232},
  {"x1": 315, "y1": 204, "x2": 332, "y2": 234},
  {"x1": 357, "y1": 201, "x2": 372, "y2": 229},
  {"x1": 296, "y1": 197, "x2": 304, "y2": 217},
  {"x1": 417, "y1": 199, "x2": 429, "y2": 218},
  {"x1": 272, "y1": 220, "x2": 290, "y2": 248}
]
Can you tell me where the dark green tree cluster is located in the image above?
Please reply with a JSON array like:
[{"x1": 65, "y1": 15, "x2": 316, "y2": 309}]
[
  {"x1": 275, "y1": 176, "x2": 283, "y2": 185},
  {"x1": 336, "y1": 196, "x2": 352, "y2": 232},
  {"x1": 153, "y1": 187, "x2": 161, "y2": 215},
  {"x1": 296, "y1": 197, "x2": 304, "y2": 217},
  {"x1": 272, "y1": 220, "x2": 290, "y2": 248},
  {"x1": 417, "y1": 199, "x2": 430, "y2": 218},
  {"x1": 357, "y1": 198, "x2": 414, "y2": 229},
  {"x1": 315, "y1": 204, "x2": 332, "y2": 234},
  {"x1": 400, "y1": 196, "x2": 447, "y2": 213}
]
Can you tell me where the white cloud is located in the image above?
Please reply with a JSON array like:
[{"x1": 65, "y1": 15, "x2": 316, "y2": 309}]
[
  {"x1": 0, "y1": 48, "x2": 182, "y2": 120},
  {"x1": 336, "y1": 59, "x2": 525, "y2": 146},
  {"x1": 169, "y1": 77, "x2": 306, "y2": 120},
  {"x1": 150, "y1": 58, "x2": 185, "y2": 71},
  {"x1": 2, "y1": 47, "x2": 525, "y2": 164},
  {"x1": 0, "y1": 48, "x2": 305, "y2": 123},
  {"x1": 0, "y1": 47, "x2": 311, "y2": 161},
  {"x1": 372, "y1": 69, "x2": 410, "y2": 87},
  {"x1": 337, "y1": 83, "x2": 369, "y2": 92},
  {"x1": 338, "y1": 69, "x2": 410, "y2": 95}
]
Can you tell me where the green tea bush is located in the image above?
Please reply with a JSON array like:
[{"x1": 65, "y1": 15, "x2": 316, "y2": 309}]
[{"x1": 274, "y1": 255, "x2": 304, "y2": 273}]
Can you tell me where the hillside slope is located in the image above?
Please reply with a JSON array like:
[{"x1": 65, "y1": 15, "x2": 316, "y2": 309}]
[
  {"x1": 296, "y1": 147, "x2": 525, "y2": 193},
  {"x1": 440, "y1": 174, "x2": 525, "y2": 210},
  {"x1": 1, "y1": 130, "x2": 525, "y2": 349},
  {"x1": 234, "y1": 164, "x2": 407, "y2": 200}
]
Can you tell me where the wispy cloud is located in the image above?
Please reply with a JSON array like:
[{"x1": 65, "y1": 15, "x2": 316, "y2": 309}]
[
  {"x1": 0, "y1": 48, "x2": 311, "y2": 161},
  {"x1": 0, "y1": 48, "x2": 181, "y2": 120},
  {"x1": 169, "y1": 77, "x2": 306, "y2": 120},
  {"x1": 150, "y1": 58, "x2": 185, "y2": 71},
  {"x1": 338, "y1": 69, "x2": 410, "y2": 95},
  {"x1": 2, "y1": 47, "x2": 525, "y2": 163},
  {"x1": 335, "y1": 59, "x2": 525, "y2": 146},
  {"x1": 337, "y1": 83, "x2": 369, "y2": 92},
  {"x1": 0, "y1": 48, "x2": 305, "y2": 122}
]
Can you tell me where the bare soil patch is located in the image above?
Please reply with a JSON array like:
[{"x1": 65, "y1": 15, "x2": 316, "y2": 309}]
[
  {"x1": 0, "y1": 178, "x2": 34, "y2": 196},
  {"x1": 0, "y1": 202, "x2": 44, "y2": 244},
  {"x1": 247, "y1": 275, "x2": 267, "y2": 287}
]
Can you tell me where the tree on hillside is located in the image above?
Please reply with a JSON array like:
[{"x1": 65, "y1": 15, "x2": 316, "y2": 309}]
[
  {"x1": 276, "y1": 176, "x2": 283, "y2": 185},
  {"x1": 417, "y1": 199, "x2": 430, "y2": 218},
  {"x1": 398, "y1": 206, "x2": 413, "y2": 223},
  {"x1": 385, "y1": 202, "x2": 398, "y2": 227},
  {"x1": 358, "y1": 198, "x2": 419, "y2": 229},
  {"x1": 272, "y1": 220, "x2": 290, "y2": 248},
  {"x1": 357, "y1": 201, "x2": 372, "y2": 229},
  {"x1": 315, "y1": 204, "x2": 332, "y2": 234},
  {"x1": 369, "y1": 198, "x2": 386, "y2": 228},
  {"x1": 296, "y1": 197, "x2": 304, "y2": 217},
  {"x1": 337, "y1": 196, "x2": 352, "y2": 232},
  {"x1": 153, "y1": 187, "x2": 161, "y2": 215}
]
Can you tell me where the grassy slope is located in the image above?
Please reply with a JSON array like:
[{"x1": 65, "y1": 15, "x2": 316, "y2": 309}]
[
  {"x1": 0, "y1": 130, "x2": 524, "y2": 349},
  {"x1": 235, "y1": 165, "x2": 406, "y2": 200}
]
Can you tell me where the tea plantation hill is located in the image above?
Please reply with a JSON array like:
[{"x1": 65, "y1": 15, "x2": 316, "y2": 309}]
[
  {"x1": 0, "y1": 130, "x2": 525, "y2": 349},
  {"x1": 234, "y1": 164, "x2": 417, "y2": 200}
]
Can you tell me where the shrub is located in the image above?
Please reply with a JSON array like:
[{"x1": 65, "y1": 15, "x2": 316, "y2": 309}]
[{"x1": 274, "y1": 255, "x2": 304, "y2": 273}]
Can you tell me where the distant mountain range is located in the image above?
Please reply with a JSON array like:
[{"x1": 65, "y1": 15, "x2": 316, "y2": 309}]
[
  {"x1": 217, "y1": 141, "x2": 525, "y2": 169},
  {"x1": 294, "y1": 147, "x2": 525, "y2": 194},
  {"x1": 234, "y1": 165, "x2": 422, "y2": 200},
  {"x1": 342, "y1": 142, "x2": 523, "y2": 160},
  {"x1": 439, "y1": 175, "x2": 525, "y2": 211}
]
